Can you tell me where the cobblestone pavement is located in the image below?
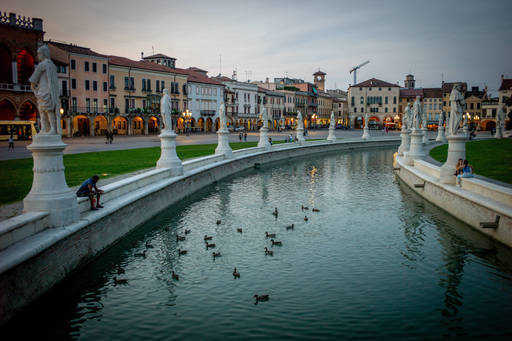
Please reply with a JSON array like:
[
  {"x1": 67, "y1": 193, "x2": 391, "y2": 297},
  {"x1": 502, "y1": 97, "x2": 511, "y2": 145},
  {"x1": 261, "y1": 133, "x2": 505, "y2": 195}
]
[{"x1": 0, "y1": 129, "x2": 403, "y2": 160}]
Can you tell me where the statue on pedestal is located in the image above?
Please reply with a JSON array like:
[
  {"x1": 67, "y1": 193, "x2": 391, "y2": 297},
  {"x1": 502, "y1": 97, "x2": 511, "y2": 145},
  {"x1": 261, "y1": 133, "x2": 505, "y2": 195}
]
[
  {"x1": 364, "y1": 112, "x2": 369, "y2": 129},
  {"x1": 412, "y1": 96, "x2": 422, "y2": 130},
  {"x1": 448, "y1": 84, "x2": 465, "y2": 136},
  {"x1": 29, "y1": 45, "x2": 61, "y2": 135},
  {"x1": 160, "y1": 88, "x2": 173, "y2": 132},
  {"x1": 438, "y1": 112, "x2": 444, "y2": 127},
  {"x1": 327, "y1": 111, "x2": 336, "y2": 141},
  {"x1": 329, "y1": 111, "x2": 335, "y2": 129},
  {"x1": 261, "y1": 105, "x2": 268, "y2": 128},
  {"x1": 403, "y1": 104, "x2": 412, "y2": 130},
  {"x1": 219, "y1": 102, "x2": 228, "y2": 131}
]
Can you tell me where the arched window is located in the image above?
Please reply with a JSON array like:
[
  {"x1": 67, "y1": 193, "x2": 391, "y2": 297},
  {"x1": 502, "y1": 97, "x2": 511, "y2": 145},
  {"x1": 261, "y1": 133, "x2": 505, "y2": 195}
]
[
  {"x1": 0, "y1": 45, "x2": 12, "y2": 83},
  {"x1": 17, "y1": 49, "x2": 35, "y2": 84}
]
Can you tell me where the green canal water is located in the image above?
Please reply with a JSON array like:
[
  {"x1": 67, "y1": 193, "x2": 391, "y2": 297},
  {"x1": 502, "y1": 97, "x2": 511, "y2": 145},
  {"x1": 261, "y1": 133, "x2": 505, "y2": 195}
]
[{"x1": 3, "y1": 147, "x2": 512, "y2": 339}]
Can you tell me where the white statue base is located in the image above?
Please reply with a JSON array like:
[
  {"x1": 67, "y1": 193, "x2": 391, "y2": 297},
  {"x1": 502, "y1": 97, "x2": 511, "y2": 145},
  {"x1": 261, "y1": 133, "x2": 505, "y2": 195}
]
[
  {"x1": 462, "y1": 125, "x2": 469, "y2": 139},
  {"x1": 215, "y1": 128, "x2": 233, "y2": 158},
  {"x1": 436, "y1": 126, "x2": 446, "y2": 142},
  {"x1": 404, "y1": 129, "x2": 426, "y2": 165},
  {"x1": 23, "y1": 134, "x2": 78, "y2": 227},
  {"x1": 397, "y1": 129, "x2": 410, "y2": 156},
  {"x1": 296, "y1": 127, "x2": 305, "y2": 145},
  {"x1": 327, "y1": 126, "x2": 336, "y2": 142},
  {"x1": 421, "y1": 128, "x2": 428, "y2": 144},
  {"x1": 495, "y1": 126, "x2": 503, "y2": 139},
  {"x1": 257, "y1": 126, "x2": 271, "y2": 150},
  {"x1": 439, "y1": 135, "x2": 466, "y2": 184},
  {"x1": 362, "y1": 126, "x2": 370, "y2": 140},
  {"x1": 156, "y1": 130, "x2": 184, "y2": 176}
]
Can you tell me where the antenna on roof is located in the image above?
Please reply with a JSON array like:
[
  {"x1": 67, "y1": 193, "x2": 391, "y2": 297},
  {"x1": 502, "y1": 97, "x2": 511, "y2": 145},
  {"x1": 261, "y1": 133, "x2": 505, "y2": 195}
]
[
  {"x1": 219, "y1": 54, "x2": 222, "y2": 76},
  {"x1": 152, "y1": 46, "x2": 154, "y2": 55}
]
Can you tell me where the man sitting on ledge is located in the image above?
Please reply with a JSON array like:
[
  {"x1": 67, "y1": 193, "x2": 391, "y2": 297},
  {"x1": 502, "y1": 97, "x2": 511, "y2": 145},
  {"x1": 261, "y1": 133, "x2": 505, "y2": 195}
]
[{"x1": 76, "y1": 175, "x2": 104, "y2": 210}]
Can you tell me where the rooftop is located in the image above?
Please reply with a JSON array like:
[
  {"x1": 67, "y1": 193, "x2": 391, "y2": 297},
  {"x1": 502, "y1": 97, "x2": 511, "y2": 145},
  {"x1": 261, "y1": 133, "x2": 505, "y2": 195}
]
[
  {"x1": 142, "y1": 53, "x2": 176, "y2": 60},
  {"x1": 499, "y1": 78, "x2": 512, "y2": 91},
  {"x1": 108, "y1": 55, "x2": 189, "y2": 75},
  {"x1": 351, "y1": 78, "x2": 399, "y2": 88},
  {"x1": 47, "y1": 41, "x2": 107, "y2": 58}
]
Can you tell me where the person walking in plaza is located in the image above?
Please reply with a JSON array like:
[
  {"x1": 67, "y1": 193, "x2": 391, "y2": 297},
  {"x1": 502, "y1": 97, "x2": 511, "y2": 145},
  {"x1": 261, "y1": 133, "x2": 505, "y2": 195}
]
[
  {"x1": 8, "y1": 135, "x2": 14, "y2": 151},
  {"x1": 76, "y1": 175, "x2": 104, "y2": 210},
  {"x1": 239, "y1": 132, "x2": 242, "y2": 141},
  {"x1": 244, "y1": 132, "x2": 247, "y2": 141}
]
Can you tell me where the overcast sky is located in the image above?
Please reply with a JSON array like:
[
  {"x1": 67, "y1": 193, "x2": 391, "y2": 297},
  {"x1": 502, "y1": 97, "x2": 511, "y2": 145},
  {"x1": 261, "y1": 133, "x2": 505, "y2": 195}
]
[{"x1": 5, "y1": 0, "x2": 512, "y2": 93}]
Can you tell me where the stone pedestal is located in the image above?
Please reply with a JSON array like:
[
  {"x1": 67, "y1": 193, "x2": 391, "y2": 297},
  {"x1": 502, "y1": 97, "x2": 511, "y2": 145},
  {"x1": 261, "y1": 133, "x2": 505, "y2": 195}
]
[
  {"x1": 462, "y1": 124, "x2": 469, "y2": 139},
  {"x1": 439, "y1": 135, "x2": 466, "y2": 184},
  {"x1": 436, "y1": 125, "x2": 446, "y2": 142},
  {"x1": 296, "y1": 126, "x2": 305, "y2": 144},
  {"x1": 362, "y1": 126, "x2": 370, "y2": 140},
  {"x1": 421, "y1": 127, "x2": 428, "y2": 144},
  {"x1": 258, "y1": 125, "x2": 271, "y2": 150},
  {"x1": 23, "y1": 134, "x2": 78, "y2": 227},
  {"x1": 327, "y1": 126, "x2": 336, "y2": 142},
  {"x1": 404, "y1": 129, "x2": 425, "y2": 165},
  {"x1": 397, "y1": 128, "x2": 410, "y2": 156},
  {"x1": 156, "y1": 130, "x2": 184, "y2": 175},
  {"x1": 215, "y1": 128, "x2": 233, "y2": 158},
  {"x1": 495, "y1": 125, "x2": 503, "y2": 139}
]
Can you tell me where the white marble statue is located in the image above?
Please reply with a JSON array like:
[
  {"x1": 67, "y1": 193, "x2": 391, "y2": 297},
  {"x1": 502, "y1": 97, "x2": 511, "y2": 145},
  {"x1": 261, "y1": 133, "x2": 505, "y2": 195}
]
[
  {"x1": 412, "y1": 96, "x2": 422, "y2": 130},
  {"x1": 219, "y1": 101, "x2": 227, "y2": 130},
  {"x1": 261, "y1": 105, "x2": 268, "y2": 128},
  {"x1": 403, "y1": 103, "x2": 412, "y2": 130},
  {"x1": 160, "y1": 88, "x2": 173, "y2": 132},
  {"x1": 497, "y1": 105, "x2": 505, "y2": 128},
  {"x1": 29, "y1": 45, "x2": 61, "y2": 135},
  {"x1": 364, "y1": 112, "x2": 369, "y2": 129},
  {"x1": 438, "y1": 112, "x2": 444, "y2": 127},
  {"x1": 297, "y1": 111, "x2": 303, "y2": 128},
  {"x1": 448, "y1": 84, "x2": 465, "y2": 136},
  {"x1": 329, "y1": 111, "x2": 335, "y2": 129}
]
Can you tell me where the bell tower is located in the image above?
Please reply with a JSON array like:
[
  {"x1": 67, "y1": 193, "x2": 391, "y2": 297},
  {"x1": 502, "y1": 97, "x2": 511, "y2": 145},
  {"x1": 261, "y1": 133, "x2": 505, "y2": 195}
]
[
  {"x1": 405, "y1": 74, "x2": 415, "y2": 89},
  {"x1": 313, "y1": 70, "x2": 326, "y2": 91}
]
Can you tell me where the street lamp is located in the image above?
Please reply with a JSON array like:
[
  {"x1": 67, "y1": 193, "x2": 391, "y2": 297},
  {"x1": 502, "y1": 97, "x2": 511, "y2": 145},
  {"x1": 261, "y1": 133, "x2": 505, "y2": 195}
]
[
  {"x1": 182, "y1": 109, "x2": 192, "y2": 135},
  {"x1": 312, "y1": 113, "x2": 317, "y2": 129}
]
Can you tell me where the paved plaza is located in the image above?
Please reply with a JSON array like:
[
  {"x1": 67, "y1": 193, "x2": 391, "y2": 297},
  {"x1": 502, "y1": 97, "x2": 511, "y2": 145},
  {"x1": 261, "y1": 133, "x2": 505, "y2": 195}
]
[{"x1": 0, "y1": 129, "x2": 404, "y2": 160}]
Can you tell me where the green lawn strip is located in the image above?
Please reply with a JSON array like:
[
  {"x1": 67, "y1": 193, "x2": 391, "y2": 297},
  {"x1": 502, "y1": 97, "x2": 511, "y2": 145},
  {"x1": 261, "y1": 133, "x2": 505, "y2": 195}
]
[
  {"x1": 429, "y1": 139, "x2": 512, "y2": 184},
  {"x1": 0, "y1": 140, "x2": 296, "y2": 205}
]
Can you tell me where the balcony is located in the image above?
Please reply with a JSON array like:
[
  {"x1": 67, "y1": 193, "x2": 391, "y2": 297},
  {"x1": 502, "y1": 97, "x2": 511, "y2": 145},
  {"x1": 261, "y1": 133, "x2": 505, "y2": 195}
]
[
  {"x1": 124, "y1": 86, "x2": 135, "y2": 91},
  {"x1": 142, "y1": 88, "x2": 153, "y2": 93},
  {"x1": 69, "y1": 106, "x2": 107, "y2": 115},
  {"x1": 200, "y1": 110, "x2": 216, "y2": 116},
  {"x1": 0, "y1": 83, "x2": 31, "y2": 92},
  {"x1": 109, "y1": 85, "x2": 116, "y2": 90}
]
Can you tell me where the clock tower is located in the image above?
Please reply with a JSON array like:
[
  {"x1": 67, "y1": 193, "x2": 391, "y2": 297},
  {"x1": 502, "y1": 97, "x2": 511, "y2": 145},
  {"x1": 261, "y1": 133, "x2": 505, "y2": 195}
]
[{"x1": 313, "y1": 70, "x2": 326, "y2": 91}]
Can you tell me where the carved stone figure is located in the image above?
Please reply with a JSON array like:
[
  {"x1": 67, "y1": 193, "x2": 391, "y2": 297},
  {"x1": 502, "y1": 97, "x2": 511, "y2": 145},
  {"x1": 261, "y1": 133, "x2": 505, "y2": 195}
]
[
  {"x1": 448, "y1": 84, "x2": 465, "y2": 136},
  {"x1": 497, "y1": 105, "x2": 505, "y2": 127},
  {"x1": 438, "y1": 112, "x2": 444, "y2": 127},
  {"x1": 329, "y1": 111, "x2": 335, "y2": 129},
  {"x1": 160, "y1": 88, "x2": 173, "y2": 132},
  {"x1": 364, "y1": 112, "x2": 369, "y2": 129},
  {"x1": 403, "y1": 103, "x2": 412, "y2": 130},
  {"x1": 412, "y1": 96, "x2": 422, "y2": 130},
  {"x1": 29, "y1": 45, "x2": 61, "y2": 135},
  {"x1": 219, "y1": 102, "x2": 227, "y2": 130},
  {"x1": 297, "y1": 111, "x2": 303, "y2": 128}
]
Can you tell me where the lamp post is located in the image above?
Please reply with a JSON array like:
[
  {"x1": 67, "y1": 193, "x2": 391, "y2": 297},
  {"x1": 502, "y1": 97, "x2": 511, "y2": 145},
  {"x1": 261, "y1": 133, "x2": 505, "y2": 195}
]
[
  {"x1": 182, "y1": 109, "x2": 192, "y2": 135},
  {"x1": 312, "y1": 113, "x2": 317, "y2": 129}
]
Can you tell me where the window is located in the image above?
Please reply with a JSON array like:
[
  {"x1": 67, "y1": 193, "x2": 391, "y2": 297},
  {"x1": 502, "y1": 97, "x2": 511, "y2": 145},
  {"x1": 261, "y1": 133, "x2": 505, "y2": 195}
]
[
  {"x1": 393, "y1": 107, "x2": 396, "y2": 113},
  {"x1": 62, "y1": 80, "x2": 67, "y2": 95},
  {"x1": 361, "y1": 107, "x2": 364, "y2": 113},
  {"x1": 161, "y1": 81, "x2": 165, "y2": 91},
  {"x1": 86, "y1": 98, "x2": 90, "y2": 111},
  {"x1": 71, "y1": 59, "x2": 76, "y2": 70},
  {"x1": 385, "y1": 107, "x2": 388, "y2": 113},
  {"x1": 110, "y1": 97, "x2": 115, "y2": 111},
  {"x1": 196, "y1": 87, "x2": 199, "y2": 95},
  {"x1": 103, "y1": 98, "x2": 108, "y2": 111},
  {"x1": 388, "y1": 88, "x2": 391, "y2": 91},
  {"x1": 147, "y1": 79, "x2": 151, "y2": 91},
  {"x1": 109, "y1": 75, "x2": 115, "y2": 89},
  {"x1": 142, "y1": 79, "x2": 146, "y2": 90},
  {"x1": 71, "y1": 78, "x2": 76, "y2": 89},
  {"x1": 102, "y1": 64, "x2": 107, "y2": 74},
  {"x1": 93, "y1": 81, "x2": 97, "y2": 91},
  {"x1": 360, "y1": 96, "x2": 364, "y2": 104},
  {"x1": 379, "y1": 88, "x2": 381, "y2": 91},
  {"x1": 385, "y1": 96, "x2": 388, "y2": 104},
  {"x1": 85, "y1": 80, "x2": 90, "y2": 90},
  {"x1": 156, "y1": 80, "x2": 160, "y2": 92},
  {"x1": 354, "y1": 107, "x2": 357, "y2": 113},
  {"x1": 72, "y1": 97, "x2": 77, "y2": 111},
  {"x1": 351, "y1": 96, "x2": 354, "y2": 106},
  {"x1": 85, "y1": 61, "x2": 89, "y2": 72},
  {"x1": 93, "y1": 98, "x2": 98, "y2": 112},
  {"x1": 103, "y1": 82, "x2": 107, "y2": 91},
  {"x1": 92, "y1": 62, "x2": 97, "y2": 73},
  {"x1": 393, "y1": 96, "x2": 396, "y2": 104}
]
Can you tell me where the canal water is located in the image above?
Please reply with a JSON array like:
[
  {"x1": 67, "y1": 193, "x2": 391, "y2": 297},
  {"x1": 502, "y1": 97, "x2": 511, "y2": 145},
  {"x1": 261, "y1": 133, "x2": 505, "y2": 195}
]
[{"x1": 3, "y1": 147, "x2": 512, "y2": 339}]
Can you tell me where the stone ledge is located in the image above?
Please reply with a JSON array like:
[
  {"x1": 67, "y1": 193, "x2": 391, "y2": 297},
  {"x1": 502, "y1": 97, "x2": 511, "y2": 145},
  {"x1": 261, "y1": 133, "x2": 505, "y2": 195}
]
[{"x1": 0, "y1": 212, "x2": 49, "y2": 251}]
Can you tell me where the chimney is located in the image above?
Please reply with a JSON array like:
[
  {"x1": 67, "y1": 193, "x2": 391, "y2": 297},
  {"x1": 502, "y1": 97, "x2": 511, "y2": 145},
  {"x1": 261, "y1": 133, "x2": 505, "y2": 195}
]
[
  {"x1": 141, "y1": 52, "x2": 144, "y2": 59},
  {"x1": 265, "y1": 77, "x2": 269, "y2": 83}
]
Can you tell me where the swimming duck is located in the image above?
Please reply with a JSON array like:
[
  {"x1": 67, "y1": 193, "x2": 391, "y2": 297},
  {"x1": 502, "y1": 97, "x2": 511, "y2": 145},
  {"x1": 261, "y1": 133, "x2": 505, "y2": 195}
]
[
  {"x1": 176, "y1": 235, "x2": 186, "y2": 242},
  {"x1": 206, "y1": 242, "x2": 216, "y2": 249},
  {"x1": 301, "y1": 205, "x2": 309, "y2": 211},
  {"x1": 204, "y1": 235, "x2": 213, "y2": 241},
  {"x1": 253, "y1": 294, "x2": 269, "y2": 302},
  {"x1": 178, "y1": 249, "x2": 187, "y2": 256},
  {"x1": 265, "y1": 232, "x2": 276, "y2": 238},
  {"x1": 184, "y1": 229, "x2": 191, "y2": 235},
  {"x1": 312, "y1": 208, "x2": 320, "y2": 212},
  {"x1": 273, "y1": 207, "x2": 279, "y2": 217},
  {"x1": 145, "y1": 241, "x2": 154, "y2": 249},
  {"x1": 286, "y1": 224, "x2": 294, "y2": 230},
  {"x1": 233, "y1": 268, "x2": 240, "y2": 278},
  {"x1": 237, "y1": 228, "x2": 243, "y2": 233},
  {"x1": 171, "y1": 271, "x2": 179, "y2": 281},
  {"x1": 113, "y1": 276, "x2": 128, "y2": 285},
  {"x1": 134, "y1": 250, "x2": 147, "y2": 258},
  {"x1": 270, "y1": 239, "x2": 282, "y2": 246},
  {"x1": 304, "y1": 216, "x2": 308, "y2": 222},
  {"x1": 212, "y1": 252, "x2": 221, "y2": 258},
  {"x1": 264, "y1": 247, "x2": 274, "y2": 256},
  {"x1": 216, "y1": 220, "x2": 221, "y2": 225}
]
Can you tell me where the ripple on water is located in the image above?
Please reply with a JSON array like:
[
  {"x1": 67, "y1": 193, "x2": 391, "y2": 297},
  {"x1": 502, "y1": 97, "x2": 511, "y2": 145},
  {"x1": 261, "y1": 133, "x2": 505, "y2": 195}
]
[{"x1": 3, "y1": 148, "x2": 512, "y2": 340}]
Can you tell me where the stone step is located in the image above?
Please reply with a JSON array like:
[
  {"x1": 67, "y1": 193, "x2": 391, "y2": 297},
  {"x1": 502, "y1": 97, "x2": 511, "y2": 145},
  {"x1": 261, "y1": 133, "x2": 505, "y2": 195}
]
[{"x1": 0, "y1": 211, "x2": 49, "y2": 251}]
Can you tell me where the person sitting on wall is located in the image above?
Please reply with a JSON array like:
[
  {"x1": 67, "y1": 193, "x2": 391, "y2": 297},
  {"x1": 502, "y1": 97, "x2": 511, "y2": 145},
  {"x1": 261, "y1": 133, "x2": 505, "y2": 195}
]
[
  {"x1": 454, "y1": 158, "x2": 464, "y2": 176},
  {"x1": 76, "y1": 175, "x2": 104, "y2": 210},
  {"x1": 456, "y1": 160, "x2": 474, "y2": 186}
]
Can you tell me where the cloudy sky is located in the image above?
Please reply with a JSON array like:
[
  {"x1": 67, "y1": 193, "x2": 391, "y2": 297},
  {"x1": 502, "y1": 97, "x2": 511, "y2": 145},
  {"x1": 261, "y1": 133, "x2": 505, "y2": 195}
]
[{"x1": 5, "y1": 0, "x2": 512, "y2": 93}]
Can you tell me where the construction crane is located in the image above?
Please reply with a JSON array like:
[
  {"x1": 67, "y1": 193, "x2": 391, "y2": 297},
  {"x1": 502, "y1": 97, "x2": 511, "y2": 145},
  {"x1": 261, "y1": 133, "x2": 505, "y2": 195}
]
[{"x1": 350, "y1": 60, "x2": 370, "y2": 85}]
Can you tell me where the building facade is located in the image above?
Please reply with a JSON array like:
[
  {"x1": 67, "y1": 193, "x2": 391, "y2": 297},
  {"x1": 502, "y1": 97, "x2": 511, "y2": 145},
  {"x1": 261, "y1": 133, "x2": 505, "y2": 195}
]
[
  {"x1": 348, "y1": 78, "x2": 400, "y2": 129},
  {"x1": 498, "y1": 75, "x2": 512, "y2": 128},
  {"x1": 0, "y1": 11, "x2": 43, "y2": 139}
]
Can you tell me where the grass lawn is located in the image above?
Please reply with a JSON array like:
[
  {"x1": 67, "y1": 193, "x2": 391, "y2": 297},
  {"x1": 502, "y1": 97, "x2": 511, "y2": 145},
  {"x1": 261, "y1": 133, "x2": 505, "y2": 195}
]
[
  {"x1": 0, "y1": 141, "x2": 281, "y2": 205},
  {"x1": 429, "y1": 139, "x2": 512, "y2": 184}
]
